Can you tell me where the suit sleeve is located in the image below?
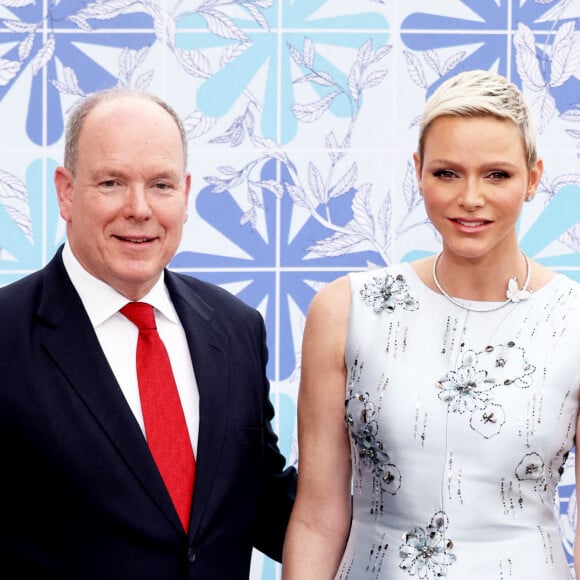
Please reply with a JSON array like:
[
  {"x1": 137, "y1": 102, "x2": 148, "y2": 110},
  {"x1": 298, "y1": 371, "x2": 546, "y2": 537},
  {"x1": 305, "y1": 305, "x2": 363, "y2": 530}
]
[{"x1": 252, "y1": 313, "x2": 297, "y2": 562}]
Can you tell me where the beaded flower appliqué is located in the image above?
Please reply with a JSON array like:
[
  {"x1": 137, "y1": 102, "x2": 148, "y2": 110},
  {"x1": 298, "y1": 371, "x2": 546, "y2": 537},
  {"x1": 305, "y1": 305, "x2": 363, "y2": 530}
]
[
  {"x1": 345, "y1": 391, "x2": 402, "y2": 516},
  {"x1": 436, "y1": 342, "x2": 535, "y2": 438},
  {"x1": 399, "y1": 511, "x2": 457, "y2": 578},
  {"x1": 360, "y1": 273, "x2": 419, "y2": 314}
]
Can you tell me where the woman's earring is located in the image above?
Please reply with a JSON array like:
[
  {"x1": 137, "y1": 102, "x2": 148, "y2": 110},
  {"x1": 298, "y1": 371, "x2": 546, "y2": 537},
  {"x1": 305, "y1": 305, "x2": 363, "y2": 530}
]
[{"x1": 525, "y1": 192, "x2": 535, "y2": 202}]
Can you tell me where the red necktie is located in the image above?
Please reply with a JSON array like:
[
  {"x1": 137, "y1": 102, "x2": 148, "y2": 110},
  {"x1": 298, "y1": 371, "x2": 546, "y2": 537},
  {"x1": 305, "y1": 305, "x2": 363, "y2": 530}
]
[{"x1": 121, "y1": 302, "x2": 195, "y2": 531}]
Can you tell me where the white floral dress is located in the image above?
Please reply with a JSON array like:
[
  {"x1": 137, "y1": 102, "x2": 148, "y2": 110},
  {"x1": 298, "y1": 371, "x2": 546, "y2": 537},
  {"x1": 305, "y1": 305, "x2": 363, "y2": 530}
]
[{"x1": 336, "y1": 263, "x2": 580, "y2": 579}]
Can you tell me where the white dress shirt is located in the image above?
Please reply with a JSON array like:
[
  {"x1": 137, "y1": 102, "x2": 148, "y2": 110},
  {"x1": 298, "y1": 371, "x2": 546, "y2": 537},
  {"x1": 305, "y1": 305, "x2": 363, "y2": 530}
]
[{"x1": 62, "y1": 243, "x2": 199, "y2": 455}]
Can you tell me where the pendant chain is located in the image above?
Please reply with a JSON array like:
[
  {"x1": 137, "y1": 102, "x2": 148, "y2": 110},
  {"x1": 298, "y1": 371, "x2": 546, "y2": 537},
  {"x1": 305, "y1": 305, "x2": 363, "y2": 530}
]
[{"x1": 432, "y1": 251, "x2": 532, "y2": 313}]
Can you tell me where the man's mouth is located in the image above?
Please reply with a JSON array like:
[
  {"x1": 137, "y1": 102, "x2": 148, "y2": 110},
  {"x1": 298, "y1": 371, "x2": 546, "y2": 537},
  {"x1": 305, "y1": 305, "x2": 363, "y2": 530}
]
[{"x1": 116, "y1": 236, "x2": 155, "y2": 243}]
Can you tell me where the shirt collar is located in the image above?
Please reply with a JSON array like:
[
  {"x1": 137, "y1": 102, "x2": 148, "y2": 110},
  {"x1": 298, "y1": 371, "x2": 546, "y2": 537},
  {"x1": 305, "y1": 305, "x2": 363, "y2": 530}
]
[{"x1": 61, "y1": 242, "x2": 179, "y2": 328}]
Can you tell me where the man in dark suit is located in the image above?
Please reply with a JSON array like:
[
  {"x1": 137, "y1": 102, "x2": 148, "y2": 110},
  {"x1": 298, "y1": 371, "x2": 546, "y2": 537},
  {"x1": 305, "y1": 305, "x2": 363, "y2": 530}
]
[{"x1": 0, "y1": 88, "x2": 296, "y2": 579}]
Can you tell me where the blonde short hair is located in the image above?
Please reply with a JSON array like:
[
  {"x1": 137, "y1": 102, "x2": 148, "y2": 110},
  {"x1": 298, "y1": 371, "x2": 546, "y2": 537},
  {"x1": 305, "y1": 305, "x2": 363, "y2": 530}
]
[{"x1": 416, "y1": 70, "x2": 537, "y2": 169}]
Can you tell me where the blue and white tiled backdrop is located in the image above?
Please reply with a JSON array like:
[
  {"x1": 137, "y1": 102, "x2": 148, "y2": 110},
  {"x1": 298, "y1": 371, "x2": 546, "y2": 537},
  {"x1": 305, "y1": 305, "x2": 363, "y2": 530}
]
[{"x1": 0, "y1": 2, "x2": 579, "y2": 578}]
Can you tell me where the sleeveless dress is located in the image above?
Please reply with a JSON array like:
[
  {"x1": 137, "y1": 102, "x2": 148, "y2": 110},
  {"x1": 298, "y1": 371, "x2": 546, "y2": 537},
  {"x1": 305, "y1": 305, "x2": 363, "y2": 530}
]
[{"x1": 337, "y1": 263, "x2": 580, "y2": 580}]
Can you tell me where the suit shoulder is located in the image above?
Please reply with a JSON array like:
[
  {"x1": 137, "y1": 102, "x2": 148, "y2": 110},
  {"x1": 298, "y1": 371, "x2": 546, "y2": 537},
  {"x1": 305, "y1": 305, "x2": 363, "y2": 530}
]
[{"x1": 0, "y1": 270, "x2": 43, "y2": 311}]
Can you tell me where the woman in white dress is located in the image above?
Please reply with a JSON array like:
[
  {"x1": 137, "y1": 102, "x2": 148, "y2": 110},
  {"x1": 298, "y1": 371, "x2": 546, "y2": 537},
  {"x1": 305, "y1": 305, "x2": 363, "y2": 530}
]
[{"x1": 282, "y1": 69, "x2": 580, "y2": 579}]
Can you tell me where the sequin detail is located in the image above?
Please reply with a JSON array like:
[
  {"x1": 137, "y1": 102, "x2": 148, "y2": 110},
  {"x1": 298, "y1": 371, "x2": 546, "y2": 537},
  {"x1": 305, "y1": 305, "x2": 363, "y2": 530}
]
[
  {"x1": 337, "y1": 536, "x2": 389, "y2": 580},
  {"x1": 360, "y1": 273, "x2": 419, "y2": 314},
  {"x1": 399, "y1": 511, "x2": 457, "y2": 578}
]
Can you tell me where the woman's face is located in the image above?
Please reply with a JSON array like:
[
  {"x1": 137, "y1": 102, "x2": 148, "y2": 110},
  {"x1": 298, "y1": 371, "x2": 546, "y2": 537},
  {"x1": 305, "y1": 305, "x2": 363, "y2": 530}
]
[{"x1": 414, "y1": 115, "x2": 542, "y2": 262}]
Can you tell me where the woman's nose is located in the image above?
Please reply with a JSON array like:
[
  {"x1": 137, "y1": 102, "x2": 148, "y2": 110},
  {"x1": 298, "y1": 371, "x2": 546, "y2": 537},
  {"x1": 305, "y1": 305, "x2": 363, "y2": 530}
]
[{"x1": 458, "y1": 179, "x2": 484, "y2": 211}]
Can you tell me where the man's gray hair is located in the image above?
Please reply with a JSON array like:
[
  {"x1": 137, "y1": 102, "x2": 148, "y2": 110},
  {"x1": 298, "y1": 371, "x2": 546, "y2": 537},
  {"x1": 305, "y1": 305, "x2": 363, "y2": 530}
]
[{"x1": 63, "y1": 88, "x2": 188, "y2": 175}]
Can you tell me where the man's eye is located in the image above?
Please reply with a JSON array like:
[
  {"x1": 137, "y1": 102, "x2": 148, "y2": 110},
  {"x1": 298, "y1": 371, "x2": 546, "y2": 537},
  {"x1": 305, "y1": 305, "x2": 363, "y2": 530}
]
[{"x1": 101, "y1": 179, "x2": 117, "y2": 187}]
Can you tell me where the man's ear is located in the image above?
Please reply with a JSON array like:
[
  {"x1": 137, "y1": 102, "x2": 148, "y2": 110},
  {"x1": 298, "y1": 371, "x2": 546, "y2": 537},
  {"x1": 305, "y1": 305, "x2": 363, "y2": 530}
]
[
  {"x1": 183, "y1": 172, "x2": 191, "y2": 224},
  {"x1": 54, "y1": 166, "x2": 74, "y2": 222}
]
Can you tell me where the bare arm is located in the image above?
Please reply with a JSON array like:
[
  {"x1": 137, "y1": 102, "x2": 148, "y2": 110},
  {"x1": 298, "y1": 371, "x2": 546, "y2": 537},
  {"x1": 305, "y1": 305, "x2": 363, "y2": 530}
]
[
  {"x1": 574, "y1": 410, "x2": 580, "y2": 578},
  {"x1": 282, "y1": 276, "x2": 353, "y2": 580}
]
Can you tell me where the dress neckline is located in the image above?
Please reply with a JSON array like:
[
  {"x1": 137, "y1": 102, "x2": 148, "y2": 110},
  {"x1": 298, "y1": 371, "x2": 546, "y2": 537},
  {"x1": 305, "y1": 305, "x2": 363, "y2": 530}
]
[{"x1": 400, "y1": 260, "x2": 563, "y2": 309}]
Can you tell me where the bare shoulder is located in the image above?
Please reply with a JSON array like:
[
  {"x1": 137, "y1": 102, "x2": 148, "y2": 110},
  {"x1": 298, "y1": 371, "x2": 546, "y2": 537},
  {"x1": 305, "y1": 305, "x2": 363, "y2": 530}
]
[
  {"x1": 307, "y1": 275, "x2": 351, "y2": 321},
  {"x1": 302, "y1": 275, "x2": 351, "y2": 365}
]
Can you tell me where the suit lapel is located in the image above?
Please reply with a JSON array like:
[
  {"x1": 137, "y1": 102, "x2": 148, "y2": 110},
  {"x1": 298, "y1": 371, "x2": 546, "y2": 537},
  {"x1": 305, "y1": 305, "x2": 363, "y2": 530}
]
[
  {"x1": 37, "y1": 252, "x2": 183, "y2": 533},
  {"x1": 165, "y1": 272, "x2": 230, "y2": 539}
]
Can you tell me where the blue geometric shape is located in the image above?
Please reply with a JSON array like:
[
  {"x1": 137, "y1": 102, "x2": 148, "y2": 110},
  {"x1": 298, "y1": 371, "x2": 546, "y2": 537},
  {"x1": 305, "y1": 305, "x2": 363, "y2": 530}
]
[
  {"x1": 0, "y1": 158, "x2": 64, "y2": 285},
  {"x1": 520, "y1": 185, "x2": 580, "y2": 256},
  {"x1": 176, "y1": 4, "x2": 389, "y2": 143},
  {"x1": 172, "y1": 158, "x2": 382, "y2": 380},
  {"x1": 400, "y1": 2, "x2": 580, "y2": 109},
  {"x1": 0, "y1": 3, "x2": 155, "y2": 144},
  {"x1": 275, "y1": 393, "x2": 297, "y2": 462}
]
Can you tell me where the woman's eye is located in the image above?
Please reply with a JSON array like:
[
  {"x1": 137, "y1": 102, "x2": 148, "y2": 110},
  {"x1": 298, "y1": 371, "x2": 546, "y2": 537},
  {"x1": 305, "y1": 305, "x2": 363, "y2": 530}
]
[
  {"x1": 433, "y1": 169, "x2": 456, "y2": 178},
  {"x1": 488, "y1": 171, "x2": 510, "y2": 179}
]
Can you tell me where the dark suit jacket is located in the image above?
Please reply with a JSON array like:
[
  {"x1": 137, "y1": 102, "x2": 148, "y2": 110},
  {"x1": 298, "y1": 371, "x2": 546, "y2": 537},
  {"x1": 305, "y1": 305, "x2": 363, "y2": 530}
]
[{"x1": 0, "y1": 247, "x2": 296, "y2": 579}]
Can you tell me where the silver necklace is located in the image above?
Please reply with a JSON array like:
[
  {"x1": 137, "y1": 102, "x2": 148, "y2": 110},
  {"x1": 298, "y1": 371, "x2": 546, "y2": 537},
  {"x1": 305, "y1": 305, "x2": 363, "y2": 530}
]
[{"x1": 432, "y1": 251, "x2": 532, "y2": 313}]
